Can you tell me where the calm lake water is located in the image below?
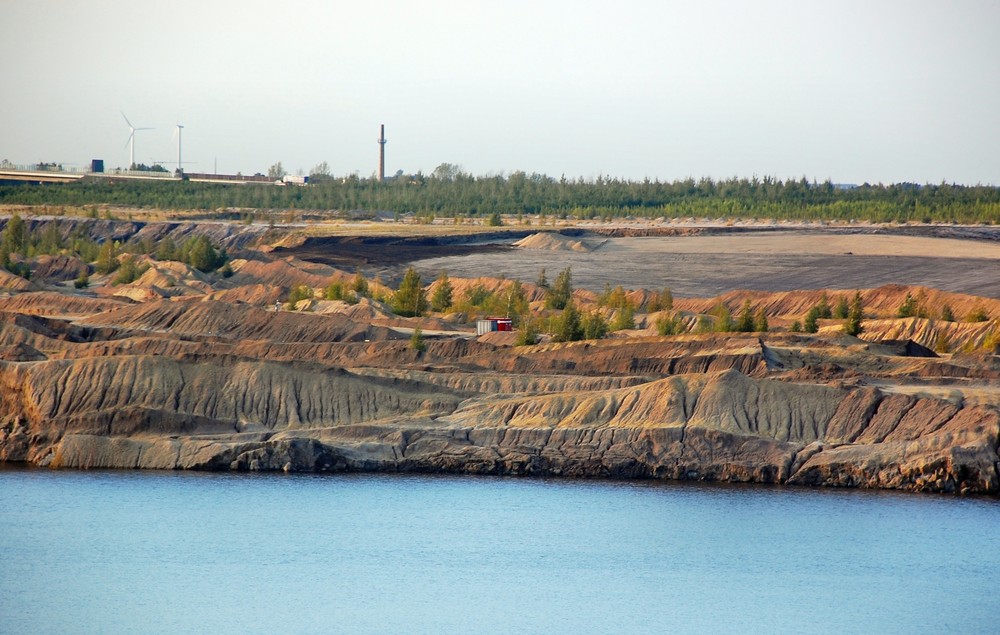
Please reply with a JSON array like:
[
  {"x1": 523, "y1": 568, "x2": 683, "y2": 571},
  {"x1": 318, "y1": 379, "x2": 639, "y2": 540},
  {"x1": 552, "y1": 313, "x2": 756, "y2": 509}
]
[{"x1": 1, "y1": 468, "x2": 997, "y2": 634}]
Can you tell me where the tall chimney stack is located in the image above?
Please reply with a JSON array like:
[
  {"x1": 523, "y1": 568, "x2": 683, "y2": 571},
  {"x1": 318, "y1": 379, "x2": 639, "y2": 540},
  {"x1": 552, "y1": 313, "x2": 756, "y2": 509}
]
[{"x1": 377, "y1": 124, "x2": 387, "y2": 182}]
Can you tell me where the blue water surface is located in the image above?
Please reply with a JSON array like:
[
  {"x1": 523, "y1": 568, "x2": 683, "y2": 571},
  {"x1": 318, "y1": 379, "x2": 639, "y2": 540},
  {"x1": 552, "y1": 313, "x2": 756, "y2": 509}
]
[{"x1": 1, "y1": 468, "x2": 997, "y2": 634}]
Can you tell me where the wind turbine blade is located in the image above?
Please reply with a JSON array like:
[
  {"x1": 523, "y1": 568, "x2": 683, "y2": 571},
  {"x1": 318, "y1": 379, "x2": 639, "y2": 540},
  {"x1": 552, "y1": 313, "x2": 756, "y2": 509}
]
[
  {"x1": 121, "y1": 111, "x2": 133, "y2": 128},
  {"x1": 136, "y1": 127, "x2": 154, "y2": 131},
  {"x1": 124, "y1": 133, "x2": 134, "y2": 149}
]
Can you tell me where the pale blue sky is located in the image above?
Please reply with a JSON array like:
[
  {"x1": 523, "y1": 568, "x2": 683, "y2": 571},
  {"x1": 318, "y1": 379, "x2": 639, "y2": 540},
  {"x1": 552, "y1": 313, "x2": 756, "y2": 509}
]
[{"x1": 2, "y1": 0, "x2": 998, "y2": 184}]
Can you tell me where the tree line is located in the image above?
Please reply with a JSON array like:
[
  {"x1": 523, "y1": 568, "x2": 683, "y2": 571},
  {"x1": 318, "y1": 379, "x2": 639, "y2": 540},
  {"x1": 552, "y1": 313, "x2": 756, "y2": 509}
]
[{"x1": 2, "y1": 172, "x2": 998, "y2": 224}]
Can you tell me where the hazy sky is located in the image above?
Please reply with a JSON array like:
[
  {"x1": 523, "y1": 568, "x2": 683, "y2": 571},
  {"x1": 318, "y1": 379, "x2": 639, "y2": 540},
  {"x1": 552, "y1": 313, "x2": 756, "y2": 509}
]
[{"x1": 2, "y1": 1, "x2": 998, "y2": 184}]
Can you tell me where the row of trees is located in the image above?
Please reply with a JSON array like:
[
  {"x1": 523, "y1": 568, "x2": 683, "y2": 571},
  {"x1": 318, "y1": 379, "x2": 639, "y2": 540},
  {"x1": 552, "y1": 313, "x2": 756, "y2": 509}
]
[
  {"x1": 3, "y1": 174, "x2": 998, "y2": 224},
  {"x1": 0, "y1": 214, "x2": 230, "y2": 281}
]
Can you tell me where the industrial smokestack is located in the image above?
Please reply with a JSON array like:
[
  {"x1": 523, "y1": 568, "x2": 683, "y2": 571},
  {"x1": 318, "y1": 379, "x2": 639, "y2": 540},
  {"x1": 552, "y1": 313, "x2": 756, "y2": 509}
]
[{"x1": 377, "y1": 124, "x2": 387, "y2": 183}]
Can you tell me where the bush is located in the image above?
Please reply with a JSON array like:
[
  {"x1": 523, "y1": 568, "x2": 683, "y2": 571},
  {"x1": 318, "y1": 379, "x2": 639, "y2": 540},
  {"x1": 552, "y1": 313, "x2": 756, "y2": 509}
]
[
  {"x1": 286, "y1": 284, "x2": 313, "y2": 310},
  {"x1": 656, "y1": 313, "x2": 686, "y2": 336},
  {"x1": 967, "y1": 306, "x2": 989, "y2": 323},
  {"x1": 410, "y1": 327, "x2": 426, "y2": 352}
]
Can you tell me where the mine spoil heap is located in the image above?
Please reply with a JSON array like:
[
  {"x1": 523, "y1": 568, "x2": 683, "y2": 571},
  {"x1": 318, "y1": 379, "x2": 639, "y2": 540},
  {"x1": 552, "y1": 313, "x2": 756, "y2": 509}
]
[
  {"x1": 0, "y1": 220, "x2": 998, "y2": 494},
  {"x1": 0, "y1": 292, "x2": 997, "y2": 494}
]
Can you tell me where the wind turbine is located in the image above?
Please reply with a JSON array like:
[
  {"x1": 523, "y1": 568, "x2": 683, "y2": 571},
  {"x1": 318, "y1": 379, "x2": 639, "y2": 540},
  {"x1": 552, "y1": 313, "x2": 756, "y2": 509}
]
[
  {"x1": 173, "y1": 124, "x2": 184, "y2": 174},
  {"x1": 121, "y1": 111, "x2": 153, "y2": 169}
]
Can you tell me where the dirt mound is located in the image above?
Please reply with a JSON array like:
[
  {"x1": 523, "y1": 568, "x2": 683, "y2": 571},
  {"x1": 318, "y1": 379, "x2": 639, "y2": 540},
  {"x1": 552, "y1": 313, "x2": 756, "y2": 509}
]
[
  {"x1": 31, "y1": 254, "x2": 88, "y2": 283},
  {"x1": 205, "y1": 284, "x2": 286, "y2": 306},
  {"x1": 77, "y1": 298, "x2": 398, "y2": 343},
  {"x1": 314, "y1": 297, "x2": 395, "y2": 322},
  {"x1": 0, "y1": 291, "x2": 130, "y2": 317},
  {"x1": 514, "y1": 232, "x2": 603, "y2": 252},
  {"x1": 0, "y1": 269, "x2": 36, "y2": 292},
  {"x1": 229, "y1": 257, "x2": 343, "y2": 289}
]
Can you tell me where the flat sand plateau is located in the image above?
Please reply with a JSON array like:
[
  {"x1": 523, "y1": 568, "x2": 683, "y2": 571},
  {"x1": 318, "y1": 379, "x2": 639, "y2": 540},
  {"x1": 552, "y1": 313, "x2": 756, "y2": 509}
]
[{"x1": 414, "y1": 230, "x2": 1000, "y2": 297}]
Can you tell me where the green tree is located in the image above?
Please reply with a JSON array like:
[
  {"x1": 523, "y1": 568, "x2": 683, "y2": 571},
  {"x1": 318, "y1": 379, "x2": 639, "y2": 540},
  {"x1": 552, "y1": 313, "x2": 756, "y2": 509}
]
[
  {"x1": 1, "y1": 213, "x2": 28, "y2": 255},
  {"x1": 324, "y1": 279, "x2": 346, "y2": 301},
  {"x1": 789, "y1": 320, "x2": 803, "y2": 333},
  {"x1": 286, "y1": 284, "x2": 313, "y2": 309},
  {"x1": 754, "y1": 308, "x2": 769, "y2": 333},
  {"x1": 816, "y1": 292, "x2": 832, "y2": 319},
  {"x1": 647, "y1": 287, "x2": 673, "y2": 312},
  {"x1": 735, "y1": 300, "x2": 755, "y2": 332},
  {"x1": 536, "y1": 267, "x2": 549, "y2": 289},
  {"x1": 392, "y1": 267, "x2": 427, "y2": 317},
  {"x1": 431, "y1": 272, "x2": 453, "y2": 312},
  {"x1": 113, "y1": 254, "x2": 144, "y2": 285},
  {"x1": 410, "y1": 327, "x2": 426, "y2": 352},
  {"x1": 711, "y1": 302, "x2": 734, "y2": 333},
  {"x1": 181, "y1": 235, "x2": 224, "y2": 272},
  {"x1": 804, "y1": 306, "x2": 820, "y2": 333},
  {"x1": 834, "y1": 296, "x2": 850, "y2": 319},
  {"x1": 656, "y1": 313, "x2": 685, "y2": 336},
  {"x1": 552, "y1": 302, "x2": 583, "y2": 342},
  {"x1": 844, "y1": 291, "x2": 864, "y2": 336},
  {"x1": 352, "y1": 270, "x2": 369, "y2": 297},
  {"x1": 515, "y1": 317, "x2": 539, "y2": 346},
  {"x1": 582, "y1": 310, "x2": 609, "y2": 339},
  {"x1": 545, "y1": 267, "x2": 573, "y2": 310},
  {"x1": 487, "y1": 211, "x2": 503, "y2": 226},
  {"x1": 95, "y1": 240, "x2": 119, "y2": 275},
  {"x1": 610, "y1": 304, "x2": 635, "y2": 331},
  {"x1": 897, "y1": 292, "x2": 918, "y2": 318},
  {"x1": 941, "y1": 304, "x2": 955, "y2": 322},
  {"x1": 156, "y1": 237, "x2": 178, "y2": 261}
]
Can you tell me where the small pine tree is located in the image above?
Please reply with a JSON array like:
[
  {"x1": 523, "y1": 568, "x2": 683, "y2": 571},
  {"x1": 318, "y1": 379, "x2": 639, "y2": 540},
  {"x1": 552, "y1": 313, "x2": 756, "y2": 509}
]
[
  {"x1": 735, "y1": 300, "x2": 755, "y2": 332},
  {"x1": 940, "y1": 304, "x2": 955, "y2": 322},
  {"x1": 583, "y1": 310, "x2": 610, "y2": 340},
  {"x1": 545, "y1": 267, "x2": 573, "y2": 310},
  {"x1": 804, "y1": 306, "x2": 820, "y2": 333},
  {"x1": 515, "y1": 316, "x2": 539, "y2": 346},
  {"x1": 552, "y1": 302, "x2": 583, "y2": 342},
  {"x1": 897, "y1": 292, "x2": 918, "y2": 318},
  {"x1": 391, "y1": 267, "x2": 427, "y2": 317},
  {"x1": 844, "y1": 291, "x2": 864, "y2": 336},
  {"x1": 430, "y1": 272, "x2": 453, "y2": 312},
  {"x1": 352, "y1": 270, "x2": 369, "y2": 297},
  {"x1": 95, "y1": 240, "x2": 119, "y2": 275},
  {"x1": 410, "y1": 327, "x2": 426, "y2": 352},
  {"x1": 834, "y1": 296, "x2": 849, "y2": 319},
  {"x1": 113, "y1": 255, "x2": 144, "y2": 285},
  {"x1": 816, "y1": 292, "x2": 832, "y2": 319},
  {"x1": 610, "y1": 304, "x2": 635, "y2": 331},
  {"x1": 324, "y1": 280, "x2": 346, "y2": 301},
  {"x1": 789, "y1": 320, "x2": 803, "y2": 333},
  {"x1": 754, "y1": 308, "x2": 769, "y2": 333},
  {"x1": 536, "y1": 268, "x2": 549, "y2": 289},
  {"x1": 487, "y1": 211, "x2": 503, "y2": 226},
  {"x1": 656, "y1": 313, "x2": 686, "y2": 336},
  {"x1": 711, "y1": 302, "x2": 734, "y2": 333}
]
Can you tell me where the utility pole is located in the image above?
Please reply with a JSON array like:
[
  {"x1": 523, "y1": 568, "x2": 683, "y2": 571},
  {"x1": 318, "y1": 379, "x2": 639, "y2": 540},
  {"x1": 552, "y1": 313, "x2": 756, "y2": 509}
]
[{"x1": 377, "y1": 124, "x2": 387, "y2": 182}]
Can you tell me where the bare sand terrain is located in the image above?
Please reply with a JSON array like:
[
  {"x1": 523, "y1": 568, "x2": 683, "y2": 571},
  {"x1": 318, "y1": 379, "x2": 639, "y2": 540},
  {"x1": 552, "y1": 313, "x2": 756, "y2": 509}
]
[
  {"x1": 1, "y1": 218, "x2": 998, "y2": 494},
  {"x1": 414, "y1": 230, "x2": 1000, "y2": 298}
]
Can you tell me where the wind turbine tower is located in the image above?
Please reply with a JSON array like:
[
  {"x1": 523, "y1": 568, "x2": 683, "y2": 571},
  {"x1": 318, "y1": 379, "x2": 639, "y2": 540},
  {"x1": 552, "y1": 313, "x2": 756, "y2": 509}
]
[
  {"x1": 377, "y1": 124, "x2": 387, "y2": 182},
  {"x1": 174, "y1": 124, "x2": 184, "y2": 174},
  {"x1": 122, "y1": 112, "x2": 153, "y2": 169}
]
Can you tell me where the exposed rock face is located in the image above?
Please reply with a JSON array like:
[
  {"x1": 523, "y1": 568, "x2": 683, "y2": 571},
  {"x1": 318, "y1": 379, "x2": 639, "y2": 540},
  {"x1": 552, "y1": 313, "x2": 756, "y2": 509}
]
[{"x1": 1, "y1": 346, "x2": 997, "y2": 494}]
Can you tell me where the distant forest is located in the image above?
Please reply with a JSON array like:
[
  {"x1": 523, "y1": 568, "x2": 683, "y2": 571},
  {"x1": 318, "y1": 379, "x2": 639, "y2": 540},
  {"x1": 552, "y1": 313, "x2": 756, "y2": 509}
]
[{"x1": 2, "y1": 171, "x2": 999, "y2": 224}]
